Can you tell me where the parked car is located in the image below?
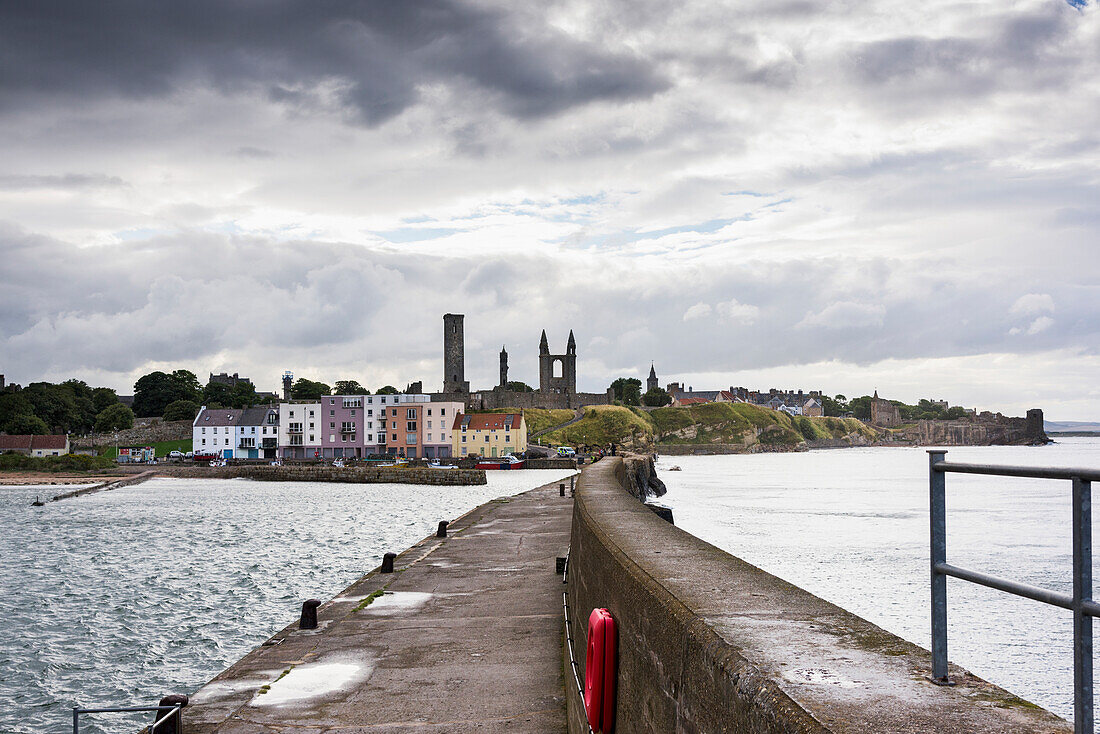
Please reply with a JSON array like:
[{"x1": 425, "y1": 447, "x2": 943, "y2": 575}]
[
  {"x1": 556, "y1": 446, "x2": 576, "y2": 458},
  {"x1": 168, "y1": 450, "x2": 185, "y2": 459},
  {"x1": 185, "y1": 451, "x2": 194, "y2": 458}
]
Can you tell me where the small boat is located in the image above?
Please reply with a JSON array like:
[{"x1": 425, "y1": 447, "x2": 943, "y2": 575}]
[
  {"x1": 428, "y1": 461, "x2": 458, "y2": 469},
  {"x1": 476, "y1": 455, "x2": 526, "y2": 470},
  {"x1": 332, "y1": 458, "x2": 346, "y2": 468},
  {"x1": 668, "y1": 465, "x2": 682, "y2": 471}
]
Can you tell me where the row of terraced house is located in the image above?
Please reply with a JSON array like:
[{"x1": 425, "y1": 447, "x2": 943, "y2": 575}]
[{"x1": 192, "y1": 393, "x2": 526, "y2": 460}]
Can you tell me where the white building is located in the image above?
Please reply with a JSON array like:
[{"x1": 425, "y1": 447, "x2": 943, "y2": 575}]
[
  {"x1": 193, "y1": 406, "x2": 242, "y2": 458},
  {"x1": 278, "y1": 402, "x2": 322, "y2": 459}
]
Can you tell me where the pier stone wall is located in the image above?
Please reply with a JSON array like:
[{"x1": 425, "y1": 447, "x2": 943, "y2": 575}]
[
  {"x1": 565, "y1": 457, "x2": 1070, "y2": 733},
  {"x1": 234, "y1": 465, "x2": 487, "y2": 486}
]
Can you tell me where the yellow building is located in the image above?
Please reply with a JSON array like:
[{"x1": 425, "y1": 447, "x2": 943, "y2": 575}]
[{"x1": 452, "y1": 413, "x2": 527, "y2": 457}]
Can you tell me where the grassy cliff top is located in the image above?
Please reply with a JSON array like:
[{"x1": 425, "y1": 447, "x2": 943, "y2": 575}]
[{"x1": 541, "y1": 402, "x2": 880, "y2": 449}]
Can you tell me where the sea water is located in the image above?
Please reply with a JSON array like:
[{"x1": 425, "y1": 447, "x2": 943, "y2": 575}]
[
  {"x1": 0, "y1": 470, "x2": 576, "y2": 733},
  {"x1": 658, "y1": 437, "x2": 1100, "y2": 722}
]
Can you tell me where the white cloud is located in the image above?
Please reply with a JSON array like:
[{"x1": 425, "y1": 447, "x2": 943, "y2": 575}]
[
  {"x1": 1028, "y1": 316, "x2": 1055, "y2": 335},
  {"x1": 715, "y1": 298, "x2": 760, "y2": 325},
  {"x1": 682, "y1": 302, "x2": 712, "y2": 321},
  {"x1": 797, "y1": 302, "x2": 886, "y2": 330},
  {"x1": 1011, "y1": 293, "x2": 1055, "y2": 316}
]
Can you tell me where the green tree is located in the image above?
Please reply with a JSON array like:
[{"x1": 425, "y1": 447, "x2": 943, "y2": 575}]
[
  {"x1": 609, "y1": 378, "x2": 643, "y2": 406},
  {"x1": 22, "y1": 382, "x2": 78, "y2": 432},
  {"x1": 822, "y1": 395, "x2": 848, "y2": 417},
  {"x1": 375, "y1": 385, "x2": 399, "y2": 395},
  {"x1": 4, "y1": 413, "x2": 50, "y2": 435},
  {"x1": 945, "y1": 406, "x2": 969, "y2": 420},
  {"x1": 0, "y1": 393, "x2": 35, "y2": 428},
  {"x1": 642, "y1": 387, "x2": 672, "y2": 407},
  {"x1": 505, "y1": 381, "x2": 534, "y2": 392},
  {"x1": 95, "y1": 403, "x2": 134, "y2": 432},
  {"x1": 91, "y1": 387, "x2": 120, "y2": 413},
  {"x1": 163, "y1": 399, "x2": 200, "y2": 422},
  {"x1": 333, "y1": 380, "x2": 368, "y2": 394},
  {"x1": 291, "y1": 378, "x2": 332, "y2": 400},
  {"x1": 203, "y1": 381, "x2": 234, "y2": 407},
  {"x1": 133, "y1": 370, "x2": 202, "y2": 417},
  {"x1": 849, "y1": 395, "x2": 873, "y2": 420}
]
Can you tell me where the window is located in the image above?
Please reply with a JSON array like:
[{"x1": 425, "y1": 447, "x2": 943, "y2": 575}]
[
  {"x1": 201, "y1": 427, "x2": 206, "y2": 434},
  {"x1": 406, "y1": 408, "x2": 416, "y2": 420},
  {"x1": 289, "y1": 410, "x2": 295, "y2": 418},
  {"x1": 309, "y1": 434, "x2": 314, "y2": 442},
  {"x1": 330, "y1": 434, "x2": 335, "y2": 442},
  {"x1": 427, "y1": 433, "x2": 432, "y2": 441},
  {"x1": 330, "y1": 410, "x2": 335, "y2": 416},
  {"x1": 330, "y1": 398, "x2": 335, "y2": 405},
  {"x1": 462, "y1": 435, "x2": 467, "y2": 443},
  {"x1": 381, "y1": 397, "x2": 387, "y2": 404},
  {"x1": 391, "y1": 408, "x2": 397, "y2": 416},
  {"x1": 309, "y1": 410, "x2": 315, "y2": 417},
  {"x1": 485, "y1": 435, "x2": 489, "y2": 442},
  {"x1": 350, "y1": 434, "x2": 355, "y2": 442},
  {"x1": 392, "y1": 433, "x2": 397, "y2": 441},
  {"x1": 427, "y1": 420, "x2": 432, "y2": 428},
  {"x1": 343, "y1": 397, "x2": 362, "y2": 409},
  {"x1": 391, "y1": 422, "x2": 396, "y2": 429},
  {"x1": 440, "y1": 408, "x2": 446, "y2": 416},
  {"x1": 251, "y1": 426, "x2": 255, "y2": 434},
  {"x1": 330, "y1": 422, "x2": 335, "y2": 429},
  {"x1": 202, "y1": 439, "x2": 206, "y2": 446},
  {"x1": 367, "y1": 409, "x2": 373, "y2": 416},
  {"x1": 461, "y1": 447, "x2": 467, "y2": 455},
  {"x1": 351, "y1": 409, "x2": 356, "y2": 416},
  {"x1": 505, "y1": 434, "x2": 510, "y2": 442},
  {"x1": 341, "y1": 422, "x2": 356, "y2": 433},
  {"x1": 406, "y1": 433, "x2": 417, "y2": 444},
  {"x1": 427, "y1": 408, "x2": 433, "y2": 416},
  {"x1": 367, "y1": 397, "x2": 373, "y2": 404},
  {"x1": 406, "y1": 421, "x2": 417, "y2": 431}
]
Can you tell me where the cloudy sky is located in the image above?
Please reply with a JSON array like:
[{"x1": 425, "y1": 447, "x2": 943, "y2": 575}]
[{"x1": 1, "y1": 0, "x2": 1098, "y2": 419}]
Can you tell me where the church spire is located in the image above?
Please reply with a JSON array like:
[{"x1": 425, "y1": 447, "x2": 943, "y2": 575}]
[
  {"x1": 567, "y1": 329, "x2": 576, "y2": 355},
  {"x1": 539, "y1": 329, "x2": 549, "y2": 355}
]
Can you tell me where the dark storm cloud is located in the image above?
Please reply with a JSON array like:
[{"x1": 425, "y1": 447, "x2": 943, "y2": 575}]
[
  {"x1": 0, "y1": 0, "x2": 667, "y2": 124},
  {"x1": 846, "y1": 4, "x2": 1080, "y2": 97}
]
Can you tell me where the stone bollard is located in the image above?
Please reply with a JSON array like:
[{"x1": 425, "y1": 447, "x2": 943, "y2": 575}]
[
  {"x1": 381, "y1": 552, "x2": 396, "y2": 573},
  {"x1": 299, "y1": 598, "x2": 321, "y2": 630},
  {"x1": 437, "y1": 521, "x2": 448, "y2": 538},
  {"x1": 152, "y1": 694, "x2": 188, "y2": 734},
  {"x1": 559, "y1": 483, "x2": 565, "y2": 497}
]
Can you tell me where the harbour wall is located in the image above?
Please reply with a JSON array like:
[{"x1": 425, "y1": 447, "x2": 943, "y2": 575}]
[
  {"x1": 232, "y1": 465, "x2": 486, "y2": 486},
  {"x1": 564, "y1": 457, "x2": 1069, "y2": 733}
]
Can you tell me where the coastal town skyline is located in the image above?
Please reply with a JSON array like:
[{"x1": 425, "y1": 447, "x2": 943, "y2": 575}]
[{"x1": 1, "y1": 0, "x2": 1097, "y2": 420}]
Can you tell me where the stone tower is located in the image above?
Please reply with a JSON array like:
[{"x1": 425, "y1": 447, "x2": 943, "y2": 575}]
[
  {"x1": 282, "y1": 371, "x2": 293, "y2": 401},
  {"x1": 539, "y1": 330, "x2": 577, "y2": 397},
  {"x1": 499, "y1": 346, "x2": 509, "y2": 389},
  {"x1": 443, "y1": 313, "x2": 470, "y2": 393},
  {"x1": 647, "y1": 363, "x2": 658, "y2": 393}
]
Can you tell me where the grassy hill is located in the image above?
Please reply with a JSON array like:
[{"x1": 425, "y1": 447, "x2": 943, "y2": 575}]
[{"x1": 540, "y1": 402, "x2": 879, "y2": 450}]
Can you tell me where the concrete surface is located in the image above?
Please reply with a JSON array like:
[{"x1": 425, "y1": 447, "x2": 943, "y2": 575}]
[
  {"x1": 565, "y1": 457, "x2": 1072, "y2": 734},
  {"x1": 183, "y1": 478, "x2": 574, "y2": 733}
]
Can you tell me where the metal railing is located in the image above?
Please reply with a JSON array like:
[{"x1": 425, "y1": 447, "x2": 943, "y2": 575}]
[
  {"x1": 929, "y1": 450, "x2": 1100, "y2": 733},
  {"x1": 72, "y1": 703, "x2": 182, "y2": 734}
]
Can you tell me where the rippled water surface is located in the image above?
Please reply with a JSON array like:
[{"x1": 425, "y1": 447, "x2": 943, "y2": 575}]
[
  {"x1": 0, "y1": 470, "x2": 576, "y2": 733},
  {"x1": 659, "y1": 438, "x2": 1100, "y2": 722}
]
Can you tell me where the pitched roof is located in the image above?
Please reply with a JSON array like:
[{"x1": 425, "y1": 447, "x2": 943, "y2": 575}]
[
  {"x1": 195, "y1": 407, "x2": 243, "y2": 426},
  {"x1": 0, "y1": 434, "x2": 67, "y2": 450},
  {"x1": 678, "y1": 397, "x2": 710, "y2": 405},
  {"x1": 0, "y1": 435, "x2": 32, "y2": 450},
  {"x1": 453, "y1": 413, "x2": 524, "y2": 431},
  {"x1": 239, "y1": 406, "x2": 277, "y2": 426}
]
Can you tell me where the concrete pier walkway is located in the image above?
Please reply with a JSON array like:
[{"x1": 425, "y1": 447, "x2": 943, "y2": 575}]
[{"x1": 185, "y1": 477, "x2": 575, "y2": 733}]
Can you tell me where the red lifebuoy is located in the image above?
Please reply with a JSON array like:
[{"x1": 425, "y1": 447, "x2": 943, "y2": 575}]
[{"x1": 584, "y1": 608, "x2": 617, "y2": 733}]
